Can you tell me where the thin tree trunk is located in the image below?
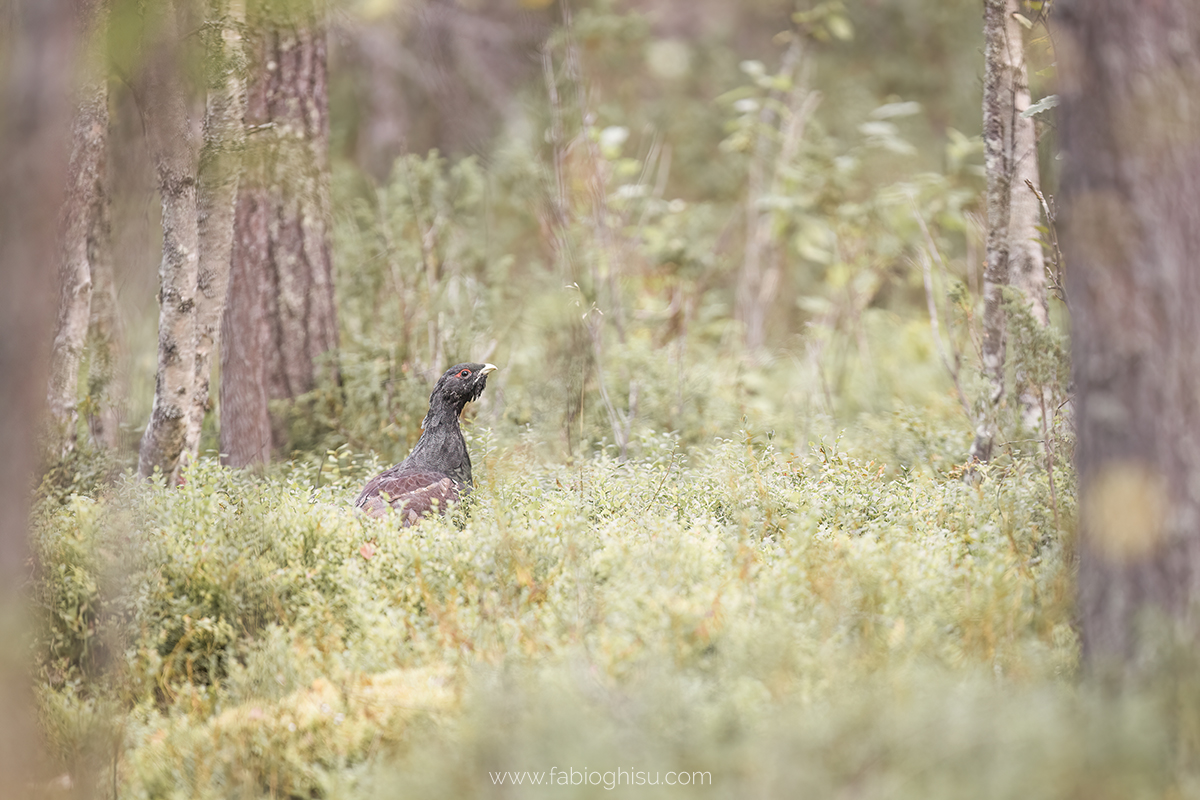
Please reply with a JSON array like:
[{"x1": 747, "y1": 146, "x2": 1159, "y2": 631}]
[
  {"x1": 971, "y1": 0, "x2": 1047, "y2": 463},
  {"x1": 221, "y1": 0, "x2": 337, "y2": 467},
  {"x1": 1059, "y1": 0, "x2": 1200, "y2": 675},
  {"x1": 184, "y1": 0, "x2": 246, "y2": 461},
  {"x1": 86, "y1": 199, "x2": 121, "y2": 450},
  {"x1": 1007, "y1": 15, "x2": 1048, "y2": 332},
  {"x1": 47, "y1": 3, "x2": 108, "y2": 457},
  {"x1": 0, "y1": 0, "x2": 78, "y2": 792},
  {"x1": 1003, "y1": 0, "x2": 1051, "y2": 436},
  {"x1": 137, "y1": 0, "x2": 202, "y2": 482}
]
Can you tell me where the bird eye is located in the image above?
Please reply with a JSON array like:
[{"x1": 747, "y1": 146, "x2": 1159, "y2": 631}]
[{"x1": 457, "y1": 369, "x2": 471, "y2": 378}]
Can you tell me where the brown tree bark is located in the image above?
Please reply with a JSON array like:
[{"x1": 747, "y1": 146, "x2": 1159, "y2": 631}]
[
  {"x1": 47, "y1": 0, "x2": 109, "y2": 458},
  {"x1": 221, "y1": 0, "x2": 338, "y2": 468},
  {"x1": 221, "y1": 192, "x2": 274, "y2": 466},
  {"x1": 136, "y1": 0, "x2": 202, "y2": 482},
  {"x1": 85, "y1": 199, "x2": 121, "y2": 450},
  {"x1": 971, "y1": 0, "x2": 1048, "y2": 463},
  {"x1": 1058, "y1": 0, "x2": 1200, "y2": 674},
  {"x1": 0, "y1": 0, "x2": 79, "y2": 791}
]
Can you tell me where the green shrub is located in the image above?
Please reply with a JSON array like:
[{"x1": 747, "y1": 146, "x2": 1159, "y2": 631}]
[{"x1": 30, "y1": 407, "x2": 1106, "y2": 797}]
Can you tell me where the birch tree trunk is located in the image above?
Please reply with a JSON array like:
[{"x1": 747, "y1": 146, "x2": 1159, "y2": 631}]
[
  {"x1": 0, "y1": 0, "x2": 78, "y2": 789},
  {"x1": 47, "y1": 0, "x2": 109, "y2": 458},
  {"x1": 221, "y1": 0, "x2": 337, "y2": 468},
  {"x1": 970, "y1": 0, "x2": 1048, "y2": 463},
  {"x1": 1058, "y1": 0, "x2": 1200, "y2": 675},
  {"x1": 183, "y1": 0, "x2": 246, "y2": 461},
  {"x1": 1007, "y1": 39, "x2": 1048, "y2": 332},
  {"x1": 137, "y1": 0, "x2": 202, "y2": 482}
]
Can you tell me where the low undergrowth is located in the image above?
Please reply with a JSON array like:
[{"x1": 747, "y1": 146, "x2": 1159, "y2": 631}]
[{"x1": 35, "y1": 411, "x2": 1189, "y2": 800}]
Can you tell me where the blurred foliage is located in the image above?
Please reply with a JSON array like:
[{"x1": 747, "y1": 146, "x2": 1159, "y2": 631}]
[
  {"x1": 28, "y1": 414, "x2": 1099, "y2": 797},
  {"x1": 289, "y1": 0, "x2": 995, "y2": 466},
  {"x1": 95, "y1": 0, "x2": 997, "y2": 456},
  {"x1": 29, "y1": 422, "x2": 1199, "y2": 796},
  {"x1": 29, "y1": 0, "x2": 1165, "y2": 797}
]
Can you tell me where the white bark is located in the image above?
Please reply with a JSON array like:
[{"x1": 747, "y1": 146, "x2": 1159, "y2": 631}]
[
  {"x1": 137, "y1": 0, "x2": 201, "y2": 482},
  {"x1": 1008, "y1": 30, "x2": 1048, "y2": 330},
  {"x1": 46, "y1": 0, "x2": 108, "y2": 457},
  {"x1": 971, "y1": 0, "x2": 1047, "y2": 462},
  {"x1": 184, "y1": 0, "x2": 246, "y2": 462},
  {"x1": 47, "y1": 90, "x2": 103, "y2": 456}
]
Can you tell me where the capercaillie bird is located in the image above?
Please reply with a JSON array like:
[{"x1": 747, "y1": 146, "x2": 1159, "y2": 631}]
[{"x1": 355, "y1": 362, "x2": 497, "y2": 524}]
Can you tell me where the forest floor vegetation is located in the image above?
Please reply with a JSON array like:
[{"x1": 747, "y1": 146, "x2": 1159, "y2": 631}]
[{"x1": 32, "y1": 397, "x2": 1197, "y2": 798}]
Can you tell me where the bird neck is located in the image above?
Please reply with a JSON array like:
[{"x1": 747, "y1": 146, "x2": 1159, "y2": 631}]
[
  {"x1": 422, "y1": 397, "x2": 465, "y2": 431},
  {"x1": 406, "y1": 403, "x2": 472, "y2": 484}
]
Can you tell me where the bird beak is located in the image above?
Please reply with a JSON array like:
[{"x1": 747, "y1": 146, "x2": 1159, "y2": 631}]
[{"x1": 480, "y1": 364, "x2": 498, "y2": 375}]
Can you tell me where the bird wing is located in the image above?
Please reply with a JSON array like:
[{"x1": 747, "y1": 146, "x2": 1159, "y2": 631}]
[{"x1": 355, "y1": 470, "x2": 463, "y2": 524}]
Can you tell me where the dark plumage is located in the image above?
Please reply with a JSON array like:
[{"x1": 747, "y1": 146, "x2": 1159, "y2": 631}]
[{"x1": 355, "y1": 362, "x2": 497, "y2": 524}]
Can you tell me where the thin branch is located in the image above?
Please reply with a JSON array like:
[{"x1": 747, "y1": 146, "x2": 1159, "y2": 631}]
[
  {"x1": 912, "y1": 205, "x2": 972, "y2": 417},
  {"x1": 540, "y1": 46, "x2": 568, "y2": 242},
  {"x1": 639, "y1": 440, "x2": 679, "y2": 517},
  {"x1": 545, "y1": 1, "x2": 635, "y2": 459},
  {"x1": 1025, "y1": 177, "x2": 1067, "y2": 304},
  {"x1": 397, "y1": 154, "x2": 445, "y2": 375},
  {"x1": 1039, "y1": 389, "x2": 1061, "y2": 534}
]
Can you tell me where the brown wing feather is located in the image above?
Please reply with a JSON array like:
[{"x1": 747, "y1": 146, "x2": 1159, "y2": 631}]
[{"x1": 355, "y1": 470, "x2": 462, "y2": 524}]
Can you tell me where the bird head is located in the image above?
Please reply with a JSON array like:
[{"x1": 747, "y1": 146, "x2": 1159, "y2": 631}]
[{"x1": 424, "y1": 362, "x2": 498, "y2": 427}]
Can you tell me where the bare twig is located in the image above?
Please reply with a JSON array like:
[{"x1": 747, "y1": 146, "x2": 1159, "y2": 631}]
[
  {"x1": 540, "y1": 47, "x2": 568, "y2": 248},
  {"x1": 738, "y1": 38, "x2": 809, "y2": 352},
  {"x1": 397, "y1": 154, "x2": 445, "y2": 374},
  {"x1": 963, "y1": 211, "x2": 986, "y2": 360},
  {"x1": 652, "y1": 141, "x2": 671, "y2": 200},
  {"x1": 1039, "y1": 389, "x2": 1061, "y2": 533},
  {"x1": 912, "y1": 205, "x2": 972, "y2": 417},
  {"x1": 582, "y1": 306, "x2": 629, "y2": 458},
  {"x1": 542, "y1": 1, "x2": 636, "y2": 459},
  {"x1": 560, "y1": 0, "x2": 625, "y2": 340},
  {"x1": 805, "y1": 321, "x2": 835, "y2": 414},
  {"x1": 640, "y1": 440, "x2": 679, "y2": 517},
  {"x1": 1025, "y1": 177, "x2": 1066, "y2": 304}
]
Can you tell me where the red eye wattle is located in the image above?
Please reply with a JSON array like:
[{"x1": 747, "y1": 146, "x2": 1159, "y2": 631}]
[{"x1": 457, "y1": 369, "x2": 471, "y2": 378}]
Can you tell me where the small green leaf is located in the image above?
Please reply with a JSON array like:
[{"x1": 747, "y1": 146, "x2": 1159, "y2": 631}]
[
  {"x1": 827, "y1": 15, "x2": 854, "y2": 41},
  {"x1": 1021, "y1": 94, "x2": 1059, "y2": 118},
  {"x1": 871, "y1": 101, "x2": 922, "y2": 120}
]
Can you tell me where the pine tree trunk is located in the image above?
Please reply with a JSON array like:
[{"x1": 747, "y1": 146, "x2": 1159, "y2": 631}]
[
  {"x1": 183, "y1": 0, "x2": 246, "y2": 461},
  {"x1": 47, "y1": 0, "x2": 108, "y2": 458},
  {"x1": 971, "y1": 0, "x2": 1047, "y2": 463},
  {"x1": 0, "y1": 0, "x2": 78, "y2": 788},
  {"x1": 137, "y1": 0, "x2": 202, "y2": 482},
  {"x1": 1058, "y1": 0, "x2": 1200, "y2": 674},
  {"x1": 221, "y1": 0, "x2": 337, "y2": 467},
  {"x1": 221, "y1": 192, "x2": 274, "y2": 466}
]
